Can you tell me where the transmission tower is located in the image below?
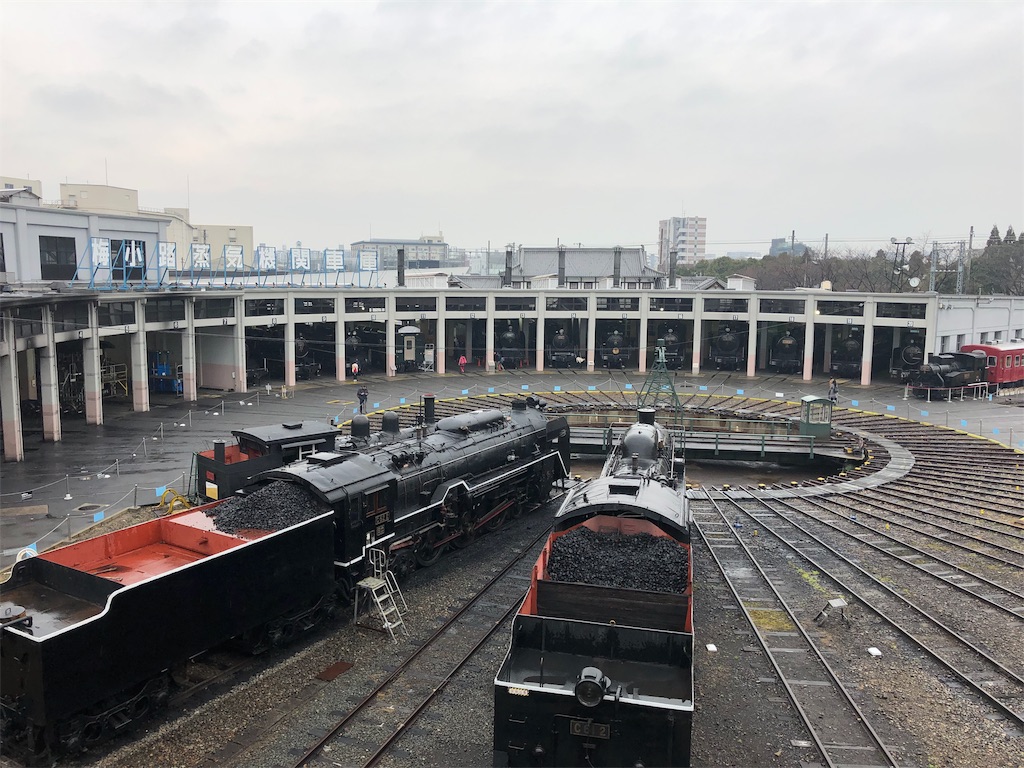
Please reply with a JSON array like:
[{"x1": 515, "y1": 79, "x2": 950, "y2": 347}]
[
  {"x1": 636, "y1": 338, "x2": 682, "y2": 417},
  {"x1": 927, "y1": 241, "x2": 967, "y2": 293}
]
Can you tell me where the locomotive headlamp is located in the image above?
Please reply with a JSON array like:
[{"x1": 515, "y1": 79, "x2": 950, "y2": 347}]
[{"x1": 575, "y1": 667, "x2": 610, "y2": 707}]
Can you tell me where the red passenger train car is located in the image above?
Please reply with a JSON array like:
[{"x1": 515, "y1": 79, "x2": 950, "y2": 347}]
[{"x1": 960, "y1": 341, "x2": 1024, "y2": 389}]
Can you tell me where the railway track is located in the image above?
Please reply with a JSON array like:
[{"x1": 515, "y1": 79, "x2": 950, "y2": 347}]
[
  {"x1": 693, "y1": 491, "x2": 900, "y2": 768},
  {"x1": 291, "y1": 525, "x2": 548, "y2": 768},
  {"x1": 698, "y1": 492, "x2": 1024, "y2": 731}
]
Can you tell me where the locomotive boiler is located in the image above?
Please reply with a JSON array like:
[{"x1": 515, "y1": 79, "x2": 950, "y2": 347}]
[
  {"x1": 660, "y1": 327, "x2": 685, "y2": 370},
  {"x1": 1, "y1": 400, "x2": 570, "y2": 765},
  {"x1": 498, "y1": 325, "x2": 523, "y2": 369},
  {"x1": 907, "y1": 350, "x2": 987, "y2": 391},
  {"x1": 710, "y1": 326, "x2": 745, "y2": 370},
  {"x1": 599, "y1": 329, "x2": 628, "y2": 369},
  {"x1": 830, "y1": 334, "x2": 863, "y2": 378},
  {"x1": 547, "y1": 328, "x2": 577, "y2": 369},
  {"x1": 889, "y1": 336, "x2": 925, "y2": 381},
  {"x1": 494, "y1": 408, "x2": 692, "y2": 767},
  {"x1": 768, "y1": 331, "x2": 802, "y2": 374}
]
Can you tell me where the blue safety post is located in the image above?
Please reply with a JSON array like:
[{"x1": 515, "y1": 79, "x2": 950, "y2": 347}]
[
  {"x1": 921, "y1": 410, "x2": 928, "y2": 417},
  {"x1": 554, "y1": 386, "x2": 561, "y2": 392},
  {"x1": 400, "y1": 398, "x2": 406, "y2": 404},
  {"x1": 960, "y1": 419, "x2": 968, "y2": 427},
  {"x1": 736, "y1": 389, "x2": 744, "y2": 395},
  {"x1": 993, "y1": 428, "x2": 999, "y2": 434},
  {"x1": 588, "y1": 386, "x2": 596, "y2": 391},
  {"x1": 373, "y1": 402, "x2": 380, "y2": 409},
  {"x1": 462, "y1": 389, "x2": 469, "y2": 395},
  {"x1": 522, "y1": 384, "x2": 529, "y2": 390},
  {"x1": 886, "y1": 405, "x2": 896, "y2": 412},
  {"x1": 699, "y1": 385, "x2": 708, "y2": 391},
  {"x1": 851, "y1": 399, "x2": 859, "y2": 406},
  {"x1": 625, "y1": 383, "x2": 633, "y2": 390}
]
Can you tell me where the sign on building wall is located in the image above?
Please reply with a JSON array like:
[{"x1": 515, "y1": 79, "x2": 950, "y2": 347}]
[
  {"x1": 90, "y1": 237, "x2": 111, "y2": 268},
  {"x1": 290, "y1": 247, "x2": 311, "y2": 271},
  {"x1": 190, "y1": 243, "x2": 212, "y2": 270},
  {"x1": 224, "y1": 244, "x2": 245, "y2": 270},
  {"x1": 358, "y1": 250, "x2": 379, "y2": 271},
  {"x1": 257, "y1": 245, "x2": 277, "y2": 271},
  {"x1": 157, "y1": 241, "x2": 177, "y2": 270},
  {"x1": 324, "y1": 248, "x2": 345, "y2": 271}
]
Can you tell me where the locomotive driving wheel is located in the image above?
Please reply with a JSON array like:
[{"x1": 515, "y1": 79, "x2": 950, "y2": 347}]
[{"x1": 414, "y1": 528, "x2": 445, "y2": 567}]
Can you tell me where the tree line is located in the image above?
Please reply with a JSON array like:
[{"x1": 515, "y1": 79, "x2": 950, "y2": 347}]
[{"x1": 679, "y1": 225, "x2": 1022, "y2": 295}]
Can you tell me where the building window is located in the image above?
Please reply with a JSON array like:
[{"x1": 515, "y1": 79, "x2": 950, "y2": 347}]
[
  {"x1": 295, "y1": 298, "x2": 335, "y2": 314},
  {"x1": 877, "y1": 302, "x2": 926, "y2": 319},
  {"x1": 650, "y1": 297, "x2": 693, "y2": 313},
  {"x1": 956, "y1": 334, "x2": 965, "y2": 349},
  {"x1": 817, "y1": 301, "x2": 865, "y2": 317},
  {"x1": 53, "y1": 302, "x2": 90, "y2": 333},
  {"x1": 39, "y1": 235, "x2": 78, "y2": 280},
  {"x1": 345, "y1": 297, "x2": 386, "y2": 313},
  {"x1": 99, "y1": 302, "x2": 136, "y2": 326},
  {"x1": 245, "y1": 299, "x2": 285, "y2": 317},
  {"x1": 15, "y1": 306, "x2": 44, "y2": 338},
  {"x1": 704, "y1": 297, "x2": 749, "y2": 313},
  {"x1": 446, "y1": 296, "x2": 486, "y2": 312},
  {"x1": 760, "y1": 298, "x2": 805, "y2": 314},
  {"x1": 395, "y1": 297, "x2": 436, "y2": 313},
  {"x1": 980, "y1": 333, "x2": 988, "y2": 343},
  {"x1": 145, "y1": 299, "x2": 186, "y2": 323},
  {"x1": 496, "y1": 297, "x2": 536, "y2": 312},
  {"x1": 546, "y1": 297, "x2": 587, "y2": 311},
  {"x1": 940, "y1": 336, "x2": 949, "y2": 353},
  {"x1": 994, "y1": 330, "x2": 1003, "y2": 341},
  {"x1": 195, "y1": 298, "x2": 235, "y2": 319}
]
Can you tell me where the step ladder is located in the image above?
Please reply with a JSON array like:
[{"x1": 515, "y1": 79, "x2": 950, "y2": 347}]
[{"x1": 356, "y1": 548, "x2": 408, "y2": 643}]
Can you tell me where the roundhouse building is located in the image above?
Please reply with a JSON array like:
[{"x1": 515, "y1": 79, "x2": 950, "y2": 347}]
[{"x1": 3, "y1": 188, "x2": 1022, "y2": 461}]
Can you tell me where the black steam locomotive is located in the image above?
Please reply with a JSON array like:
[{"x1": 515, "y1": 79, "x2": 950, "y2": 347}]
[
  {"x1": 830, "y1": 334, "x2": 863, "y2": 378},
  {"x1": 547, "y1": 327, "x2": 577, "y2": 368},
  {"x1": 889, "y1": 335, "x2": 925, "y2": 381},
  {"x1": 494, "y1": 408, "x2": 693, "y2": 767},
  {"x1": 0, "y1": 400, "x2": 569, "y2": 765},
  {"x1": 907, "y1": 350, "x2": 987, "y2": 392},
  {"x1": 599, "y1": 329, "x2": 628, "y2": 369},
  {"x1": 768, "y1": 330, "x2": 802, "y2": 374},
  {"x1": 246, "y1": 330, "x2": 321, "y2": 381},
  {"x1": 660, "y1": 327, "x2": 685, "y2": 370},
  {"x1": 710, "y1": 326, "x2": 745, "y2": 370},
  {"x1": 498, "y1": 325, "x2": 523, "y2": 369}
]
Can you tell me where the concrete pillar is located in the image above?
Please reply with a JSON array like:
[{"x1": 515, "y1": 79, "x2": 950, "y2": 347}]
[
  {"x1": 860, "y1": 299, "x2": 877, "y2": 386},
  {"x1": 436, "y1": 300, "x2": 447, "y2": 375},
  {"x1": 745, "y1": 302, "x2": 758, "y2": 377},
  {"x1": 385, "y1": 299, "x2": 397, "y2": 378},
  {"x1": 182, "y1": 299, "x2": 198, "y2": 401},
  {"x1": 1, "y1": 314, "x2": 24, "y2": 460},
  {"x1": 82, "y1": 317, "x2": 103, "y2": 425},
  {"x1": 335, "y1": 317, "x2": 347, "y2": 382},
  {"x1": 536, "y1": 312, "x2": 546, "y2": 372},
  {"x1": 758, "y1": 322, "x2": 769, "y2": 369},
  {"x1": 485, "y1": 299, "x2": 495, "y2": 372},
  {"x1": 235, "y1": 297, "x2": 248, "y2": 393},
  {"x1": 586, "y1": 303, "x2": 597, "y2": 372},
  {"x1": 691, "y1": 299, "x2": 703, "y2": 375},
  {"x1": 638, "y1": 302, "x2": 649, "y2": 374},
  {"x1": 284, "y1": 318, "x2": 296, "y2": 387},
  {"x1": 823, "y1": 324, "x2": 833, "y2": 374},
  {"x1": 39, "y1": 343, "x2": 61, "y2": 442},
  {"x1": 130, "y1": 328, "x2": 150, "y2": 413},
  {"x1": 802, "y1": 303, "x2": 815, "y2": 382},
  {"x1": 466, "y1": 320, "x2": 476, "y2": 371}
]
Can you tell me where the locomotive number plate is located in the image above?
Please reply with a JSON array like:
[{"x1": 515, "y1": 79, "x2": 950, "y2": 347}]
[{"x1": 570, "y1": 720, "x2": 609, "y2": 739}]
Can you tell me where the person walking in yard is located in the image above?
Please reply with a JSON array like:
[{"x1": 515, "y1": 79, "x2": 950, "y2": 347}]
[
  {"x1": 458, "y1": 354, "x2": 467, "y2": 373},
  {"x1": 828, "y1": 378, "x2": 839, "y2": 405},
  {"x1": 357, "y1": 386, "x2": 369, "y2": 414},
  {"x1": 351, "y1": 361, "x2": 359, "y2": 381}
]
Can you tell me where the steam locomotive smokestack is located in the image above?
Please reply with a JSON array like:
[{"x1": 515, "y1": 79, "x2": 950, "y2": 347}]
[
  {"x1": 558, "y1": 245, "x2": 566, "y2": 287},
  {"x1": 669, "y1": 249, "x2": 678, "y2": 288},
  {"x1": 423, "y1": 394, "x2": 435, "y2": 425},
  {"x1": 214, "y1": 439, "x2": 225, "y2": 464},
  {"x1": 638, "y1": 407, "x2": 656, "y2": 425},
  {"x1": 397, "y1": 247, "x2": 405, "y2": 288},
  {"x1": 504, "y1": 247, "x2": 513, "y2": 287},
  {"x1": 613, "y1": 246, "x2": 622, "y2": 288}
]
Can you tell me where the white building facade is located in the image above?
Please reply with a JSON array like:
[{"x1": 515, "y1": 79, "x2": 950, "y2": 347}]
[{"x1": 658, "y1": 216, "x2": 708, "y2": 270}]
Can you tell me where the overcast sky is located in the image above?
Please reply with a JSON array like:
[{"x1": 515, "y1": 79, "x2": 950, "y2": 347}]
[{"x1": 2, "y1": 1, "x2": 1021, "y2": 256}]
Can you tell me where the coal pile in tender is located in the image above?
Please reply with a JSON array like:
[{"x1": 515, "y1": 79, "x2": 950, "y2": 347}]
[
  {"x1": 547, "y1": 526, "x2": 689, "y2": 593},
  {"x1": 207, "y1": 481, "x2": 327, "y2": 533}
]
